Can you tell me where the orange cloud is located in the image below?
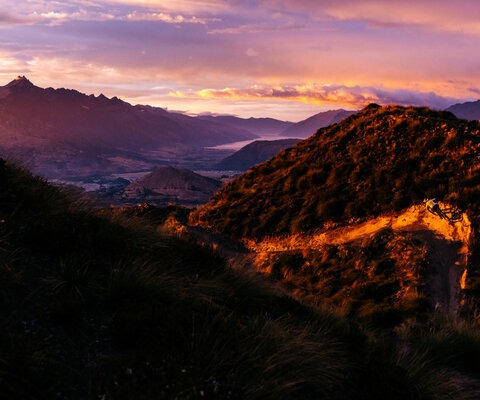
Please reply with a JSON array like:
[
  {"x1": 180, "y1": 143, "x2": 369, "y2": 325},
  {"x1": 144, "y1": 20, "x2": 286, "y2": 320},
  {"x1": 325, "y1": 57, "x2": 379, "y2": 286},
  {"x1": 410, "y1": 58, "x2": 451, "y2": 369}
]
[{"x1": 172, "y1": 83, "x2": 458, "y2": 110}]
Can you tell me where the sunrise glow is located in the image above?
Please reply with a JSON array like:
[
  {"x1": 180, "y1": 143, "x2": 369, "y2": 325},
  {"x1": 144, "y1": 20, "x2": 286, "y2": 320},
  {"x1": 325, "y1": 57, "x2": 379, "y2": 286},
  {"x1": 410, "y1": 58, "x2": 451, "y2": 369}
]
[{"x1": 1, "y1": 0, "x2": 479, "y2": 120}]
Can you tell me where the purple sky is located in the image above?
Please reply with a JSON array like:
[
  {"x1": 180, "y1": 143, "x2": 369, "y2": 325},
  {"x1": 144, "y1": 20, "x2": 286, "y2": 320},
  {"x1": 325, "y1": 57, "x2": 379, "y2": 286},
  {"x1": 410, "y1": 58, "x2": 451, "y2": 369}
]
[{"x1": 1, "y1": 0, "x2": 479, "y2": 121}]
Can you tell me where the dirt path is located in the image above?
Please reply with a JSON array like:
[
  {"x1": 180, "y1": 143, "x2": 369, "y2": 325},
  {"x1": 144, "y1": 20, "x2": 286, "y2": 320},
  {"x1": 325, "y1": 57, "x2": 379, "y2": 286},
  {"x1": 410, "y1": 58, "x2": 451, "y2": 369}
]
[{"x1": 246, "y1": 204, "x2": 471, "y2": 314}]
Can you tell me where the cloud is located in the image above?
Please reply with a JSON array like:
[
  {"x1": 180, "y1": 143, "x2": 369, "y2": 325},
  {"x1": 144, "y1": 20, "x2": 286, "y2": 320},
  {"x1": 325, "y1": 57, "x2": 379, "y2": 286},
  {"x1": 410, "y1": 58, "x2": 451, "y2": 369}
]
[
  {"x1": 468, "y1": 88, "x2": 480, "y2": 96},
  {"x1": 0, "y1": 1, "x2": 218, "y2": 26},
  {"x1": 125, "y1": 10, "x2": 217, "y2": 24},
  {"x1": 0, "y1": 11, "x2": 38, "y2": 25},
  {"x1": 103, "y1": 0, "x2": 231, "y2": 14},
  {"x1": 0, "y1": 0, "x2": 478, "y2": 120},
  {"x1": 173, "y1": 83, "x2": 459, "y2": 110},
  {"x1": 0, "y1": 52, "x2": 33, "y2": 79},
  {"x1": 267, "y1": 0, "x2": 480, "y2": 35}
]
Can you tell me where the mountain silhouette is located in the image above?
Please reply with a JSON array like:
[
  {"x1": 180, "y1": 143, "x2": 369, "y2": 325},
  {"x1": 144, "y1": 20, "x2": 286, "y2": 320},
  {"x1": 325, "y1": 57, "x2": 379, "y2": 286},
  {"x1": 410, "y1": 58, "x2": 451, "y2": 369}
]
[
  {"x1": 280, "y1": 109, "x2": 356, "y2": 138},
  {"x1": 446, "y1": 99, "x2": 480, "y2": 121},
  {"x1": 197, "y1": 114, "x2": 293, "y2": 135},
  {"x1": 216, "y1": 138, "x2": 300, "y2": 171},
  {"x1": 0, "y1": 77, "x2": 256, "y2": 178}
]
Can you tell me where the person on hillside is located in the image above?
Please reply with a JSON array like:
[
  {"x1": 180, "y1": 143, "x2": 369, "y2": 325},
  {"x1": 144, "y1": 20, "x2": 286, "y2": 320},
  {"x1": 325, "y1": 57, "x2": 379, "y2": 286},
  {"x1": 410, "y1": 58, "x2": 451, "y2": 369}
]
[{"x1": 424, "y1": 198, "x2": 441, "y2": 216}]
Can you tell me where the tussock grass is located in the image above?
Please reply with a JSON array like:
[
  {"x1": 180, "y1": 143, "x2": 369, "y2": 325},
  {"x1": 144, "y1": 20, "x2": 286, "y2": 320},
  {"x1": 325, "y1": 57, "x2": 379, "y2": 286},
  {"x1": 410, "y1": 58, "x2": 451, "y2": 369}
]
[{"x1": 2, "y1": 157, "x2": 480, "y2": 399}]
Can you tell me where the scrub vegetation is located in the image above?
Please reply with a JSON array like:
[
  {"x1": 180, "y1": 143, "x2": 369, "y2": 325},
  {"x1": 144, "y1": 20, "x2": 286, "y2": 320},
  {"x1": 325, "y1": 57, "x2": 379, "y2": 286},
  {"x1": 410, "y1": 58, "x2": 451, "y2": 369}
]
[
  {"x1": 192, "y1": 105, "x2": 479, "y2": 240},
  {"x1": 1, "y1": 104, "x2": 480, "y2": 399}
]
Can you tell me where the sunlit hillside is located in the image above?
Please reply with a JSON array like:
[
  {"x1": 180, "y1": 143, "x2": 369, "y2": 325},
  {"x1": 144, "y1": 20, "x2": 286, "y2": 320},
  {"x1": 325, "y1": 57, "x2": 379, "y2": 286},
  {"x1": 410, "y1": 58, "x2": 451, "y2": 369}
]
[
  {"x1": 190, "y1": 103, "x2": 480, "y2": 316},
  {"x1": 192, "y1": 104, "x2": 479, "y2": 240}
]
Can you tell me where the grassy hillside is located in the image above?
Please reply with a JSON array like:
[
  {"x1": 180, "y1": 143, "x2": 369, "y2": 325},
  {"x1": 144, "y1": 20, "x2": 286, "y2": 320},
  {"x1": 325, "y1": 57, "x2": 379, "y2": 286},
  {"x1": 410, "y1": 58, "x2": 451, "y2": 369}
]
[
  {"x1": 252, "y1": 228, "x2": 430, "y2": 324},
  {"x1": 192, "y1": 104, "x2": 479, "y2": 239},
  {"x1": 3, "y1": 158, "x2": 480, "y2": 399}
]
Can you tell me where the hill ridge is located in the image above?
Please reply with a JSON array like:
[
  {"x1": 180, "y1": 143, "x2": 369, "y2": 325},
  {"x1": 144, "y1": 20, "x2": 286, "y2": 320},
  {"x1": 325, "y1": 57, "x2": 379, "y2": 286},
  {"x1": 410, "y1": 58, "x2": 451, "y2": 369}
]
[{"x1": 191, "y1": 104, "x2": 479, "y2": 239}]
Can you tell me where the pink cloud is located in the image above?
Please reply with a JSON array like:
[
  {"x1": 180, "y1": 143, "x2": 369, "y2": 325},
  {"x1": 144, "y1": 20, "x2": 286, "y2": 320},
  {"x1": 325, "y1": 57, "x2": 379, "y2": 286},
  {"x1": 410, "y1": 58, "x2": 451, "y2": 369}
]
[{"x1": 175, "y1": 83, "x2": 459, "y2": 110}]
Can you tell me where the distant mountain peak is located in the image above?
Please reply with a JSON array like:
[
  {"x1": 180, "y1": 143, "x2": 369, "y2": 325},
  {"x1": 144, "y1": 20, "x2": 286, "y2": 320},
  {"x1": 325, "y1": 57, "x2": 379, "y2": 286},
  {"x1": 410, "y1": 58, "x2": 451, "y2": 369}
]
[
  {"x1": 445, "y1": 99, "x2": 480, "y2": 121},
  {"x1": 5, "y1": 75, "x2": 36, "y2": 89}
]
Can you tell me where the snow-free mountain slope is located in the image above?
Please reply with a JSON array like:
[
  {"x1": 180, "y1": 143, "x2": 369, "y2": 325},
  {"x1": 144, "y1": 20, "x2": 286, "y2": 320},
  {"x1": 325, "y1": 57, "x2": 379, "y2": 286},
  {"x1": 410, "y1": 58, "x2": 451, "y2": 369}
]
[
  {"x1": 198, "y1": 114, "x2": 293, "y2": 135},
  {"x1": 446, "y1": 100, "x2": 480, "y2": 121},
  {"x1": 216, "y1": 138, "x2": 300, "y2": 171},
  {"x1": 0, "y1": 76, "x2": 256, "y2": 178},
  {"x1": 192, "y1": 104, "x2": 480, "y2": 240},
  {"x1": 280, "y1": 109, "x2": 356, "y2": 138}
]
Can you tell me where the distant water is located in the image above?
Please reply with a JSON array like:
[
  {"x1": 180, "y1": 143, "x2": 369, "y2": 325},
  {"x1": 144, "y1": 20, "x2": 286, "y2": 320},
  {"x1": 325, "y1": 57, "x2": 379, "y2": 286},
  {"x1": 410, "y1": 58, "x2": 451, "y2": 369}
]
[{"x1": 206, "y1": 134, "x2": 300, "y2": 151}]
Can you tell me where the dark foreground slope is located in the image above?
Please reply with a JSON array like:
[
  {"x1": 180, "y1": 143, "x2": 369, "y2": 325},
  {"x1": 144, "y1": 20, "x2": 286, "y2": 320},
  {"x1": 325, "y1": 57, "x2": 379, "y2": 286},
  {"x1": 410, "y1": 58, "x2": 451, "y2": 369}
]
[
  {"x1": 0, "y1": 158, "x2": 344, "y2": 399},
  {"x1": 192, "y1": 105, "x2": 480, "y2": 240},
  {"x1": 4, "y1": 159, "x2": 480, "y2": 399}
]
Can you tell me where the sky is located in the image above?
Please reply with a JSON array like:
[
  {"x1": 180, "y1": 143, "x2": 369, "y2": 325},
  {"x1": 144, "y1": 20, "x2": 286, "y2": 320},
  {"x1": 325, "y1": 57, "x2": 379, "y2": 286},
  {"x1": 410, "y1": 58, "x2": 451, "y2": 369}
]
[{"x1": 1, "y1": 0, "x2": 480, "y2": 121}]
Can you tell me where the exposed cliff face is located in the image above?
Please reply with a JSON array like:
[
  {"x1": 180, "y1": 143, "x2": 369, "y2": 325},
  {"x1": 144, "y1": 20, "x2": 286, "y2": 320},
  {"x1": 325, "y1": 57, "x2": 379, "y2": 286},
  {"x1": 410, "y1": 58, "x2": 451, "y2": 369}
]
[{"x1": 245, "y1": 203, "x2": 472, "y2": 314}]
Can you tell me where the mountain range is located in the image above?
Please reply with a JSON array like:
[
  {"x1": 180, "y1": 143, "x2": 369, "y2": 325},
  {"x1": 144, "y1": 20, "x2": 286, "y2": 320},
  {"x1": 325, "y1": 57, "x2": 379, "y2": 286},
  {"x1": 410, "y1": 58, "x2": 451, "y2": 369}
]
[
  {"x1": 197, "y1": 114, "x2": 294, "y2": 135},
  {"x1": 446, "y1": 99, "x2": 480, "y2": 121},
  {"x1": 1, "y1": 75, "x2": 479, "y2": 186},
  {"x1": 209, "y1": 101, "x2": 480, "y2": 174},
  {"x1": 0, "y1": 76, "x2": 257, "y2": 178},
  {"x1": 280, "y1": 108, "x2": 356, "y2": 137},
  {"x1": 0, "y1": 76, "x2": 359, "y2": 180},
  {"x1": 213, "y1": 110, "x2": 357, "y2": 171}
]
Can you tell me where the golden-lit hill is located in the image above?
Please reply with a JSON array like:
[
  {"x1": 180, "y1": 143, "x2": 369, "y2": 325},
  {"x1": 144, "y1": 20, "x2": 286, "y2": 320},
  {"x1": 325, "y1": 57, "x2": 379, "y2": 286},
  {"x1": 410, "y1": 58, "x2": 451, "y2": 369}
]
[
  {"x1": 191, "y1": 104, "x2": 480, "y2": 240},
  {"x1": 243, "y1": 203, "x2": 472, "y2": 319}
]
